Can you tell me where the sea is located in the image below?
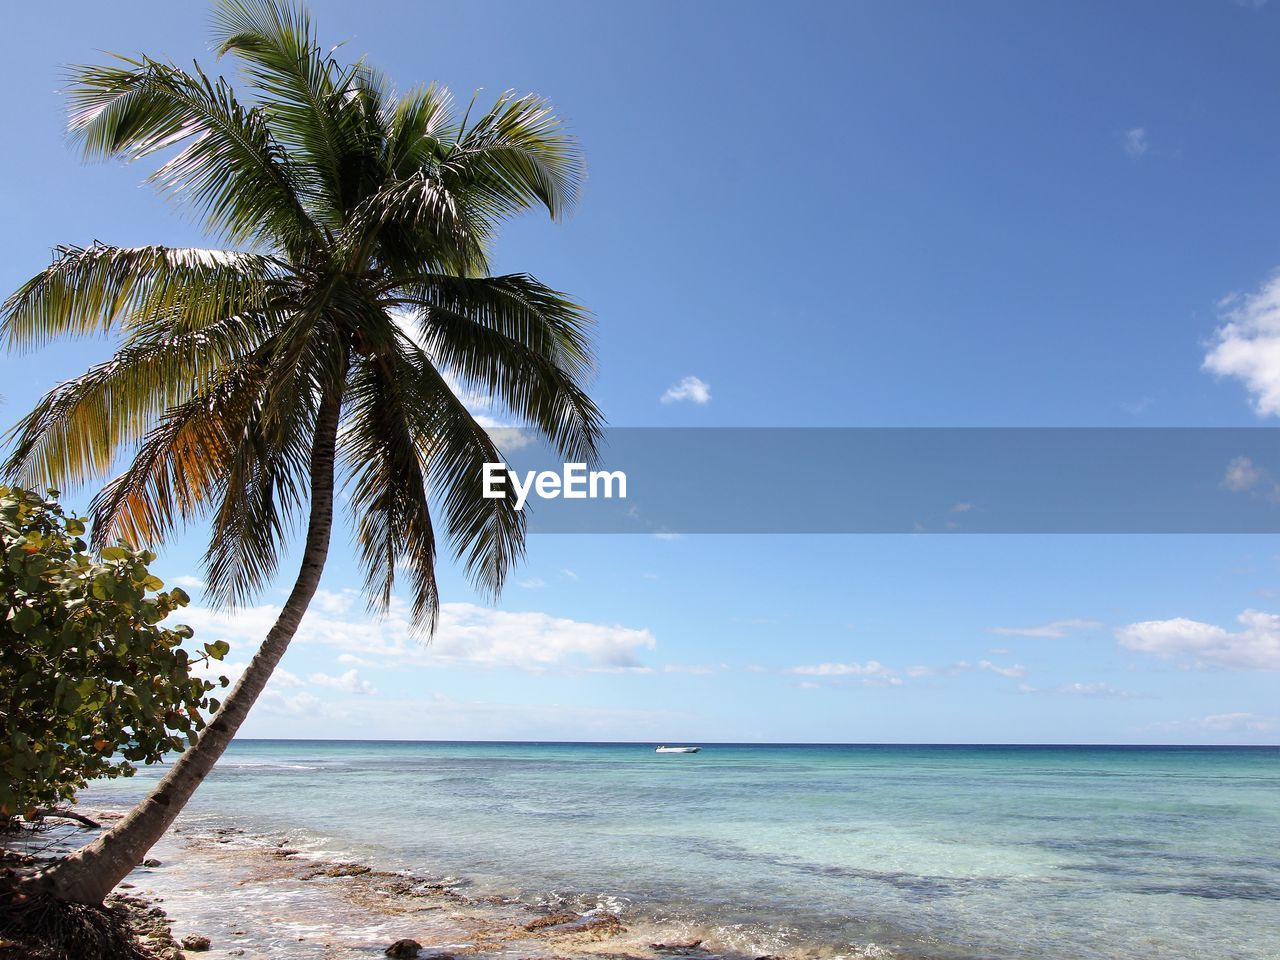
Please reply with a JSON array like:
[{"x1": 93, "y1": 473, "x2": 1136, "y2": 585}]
[{"x1": 80, "y1": 740, "x2": 1280, "y2": 960}]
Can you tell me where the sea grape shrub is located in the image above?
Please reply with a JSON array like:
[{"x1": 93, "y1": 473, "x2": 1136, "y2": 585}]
[{"x1": 0, "y1": 486, "x2": 230, "y2": 827}]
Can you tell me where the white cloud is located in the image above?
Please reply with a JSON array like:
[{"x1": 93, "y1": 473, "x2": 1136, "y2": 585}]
[
  {"x1": 1123, "y1": 127, "x2": 1149, "y2": 159},
  {"x1": 308, "y1": 669, "x2": 377, "y2": 695},
  {"x1": 472, "y1": 416, "x2": 533, "y2": 452},
  {"x1": 1117, "y1": 609, "x2": 1280, "y2": 669},
  {"x1": 786, "y1": 661, "x2": 902, "y2": 686},
  {"x1": 519, "y1": 578, "x2": 547, "y2": 589},
  {"x1": 661, "y1": 375, "x2": 711, "y2": 405},
  {"x1": 189, "y1": 658, "x2": 244, "y2": 686},
  {"x1": 312, "y1": 589, "x2": 358, "y2": 616},
  {"x1": 560, "y1": 568, "x2": 579, "y2": 581},
  {"x1": 1222, "y1": 455, "x2": 1263, "y2": 492},
  {"x1": 241, "y1": 691, "x2": 692, "y2": 742},
  {"x1": 178, "y1": 600, "x2": 657, "y2": 674},
  {"x1": 170, "y1": 575, "x2": 206, "y2": 591},
  {"x1": 1059, "y1": 686, "x2": 1121, "y2": 701},
  {"x1": 188, "y1": 659, "x2": 318, "y2": 720},
  {"x1": 989, "y1": 618, "x2": 1101, "y2": 638},
  {"x1": 951, "y1": 502, "x2": 975, "y2": 513},
  {"x1": 979, "y1": 659, "x2": 1026, "y2": 679},
  {"x1": 1218, "y1": 456, "x2": 1280, "y2": 502},
  {"x1": 1197, "y1": 711, "x2": 1275, "y2": 732},
  {"x1": 661, "y1": 663, "x2": 729, "y2": 675},
  {"x1": 191, "y1": 658, "x2": 294, "y2": 689},
  {"x1": 906, "y1": 660, "x2": 971, "y2": 678},
  {"x1": 1019, "y1": 680, "x2": 1130, "y2": 698},
  {"x1": 1149, "y1": 711, "x2": 1277, "y2": 736},
  {"x1": 268, "y1": 691, "x2": 322, "y2": 716},
  {"x1": 337, "y1": 653, "x2": 374, "y2": 667},
  {"x1": 788, "y1": 660, "x2": 891, "y2": 677},
  {"x1": 1204, "y1": 271, "x2": 1280, "y2": 416}
]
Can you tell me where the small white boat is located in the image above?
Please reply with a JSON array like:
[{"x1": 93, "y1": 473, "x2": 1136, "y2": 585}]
[{"x1": 655, "y1": 745, "x2": 701, "y2": 753}]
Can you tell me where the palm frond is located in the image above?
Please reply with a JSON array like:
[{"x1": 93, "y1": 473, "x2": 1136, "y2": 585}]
[
  {"x1": 343, "y1": 170, "x2": 493, "y2": 277},
  {"x1": 384, "y1": 324, "x2": 527, "y2": 599},
  {"x1": 392, "y1": 274, "x2": 603, "y2": 463},
  {"x1": 87, "y1": 363, "x2": 268, "y2": 546},
  {"x1": 3, "y1": 312, "x2": 270, "y2": 490},
  {"x1": 1, "y1": 244, "x2": 279, "y2": 349},
  {"x1": 67, "y1": 58, "x2": 318, "y2": 249},
  {"x1": 201, "y1": 363, "x2": 317, "y2": 606},
  {"x1": 342, "y1": 352, "x2": 439, "y2": 630},
  {"x1": 211, "y1": 0, "x2": 361, "y2": 219},
  {"x1": 443, "y1": 91, "x2": 585, "y2": 221},
  {"x1": 385, "y1": 84, "x2": 453, "y2": 177}
]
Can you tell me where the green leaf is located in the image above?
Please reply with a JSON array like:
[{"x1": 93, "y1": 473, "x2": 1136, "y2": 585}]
[
  {"x1": 203, "y1": 639, "x2": 230, "y2": 661},
  {"x1": 90, "y1": 573, "x2": 115, "y2": 600},
  {"x1": 0, "y1": 486, "x2": 217, "y2": 817},
  {"x1": 10, "y1": 607, "x2": 40, "y2": 634}
]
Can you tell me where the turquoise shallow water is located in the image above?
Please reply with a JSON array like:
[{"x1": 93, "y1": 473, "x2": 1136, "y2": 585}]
[{"x1": 85, "y1": 741, "x2": 1280, "y2": 959}]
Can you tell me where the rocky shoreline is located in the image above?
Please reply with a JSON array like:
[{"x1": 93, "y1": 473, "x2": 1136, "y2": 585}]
[
  {"x1": 0, "y1": 823, "x2": 185, "y2": 960},
  {"x1": 4, "y1": 809, "x2": 808, "y2": 960},
  {"x1": 0, "y1": 887, "x2": 187, "y2": 960}
]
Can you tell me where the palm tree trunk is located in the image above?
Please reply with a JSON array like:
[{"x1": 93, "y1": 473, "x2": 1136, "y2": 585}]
[{"x1": 33, "y1": 388, "x2": 344, "y2": 905}]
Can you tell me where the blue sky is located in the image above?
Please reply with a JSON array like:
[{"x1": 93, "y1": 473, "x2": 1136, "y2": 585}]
[{"x1": 4, "y1": 0, "x2": 1280, "y2": 743}]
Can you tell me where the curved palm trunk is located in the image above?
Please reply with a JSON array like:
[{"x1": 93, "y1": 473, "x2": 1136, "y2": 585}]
[{"x1": 34, "y1": 390, "x2": 344, "y2": 905}]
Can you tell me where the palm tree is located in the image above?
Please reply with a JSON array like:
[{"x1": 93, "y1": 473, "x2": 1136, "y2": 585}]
[{"x1": 2, "y1": 0, "x2": 600, "y2": 905}]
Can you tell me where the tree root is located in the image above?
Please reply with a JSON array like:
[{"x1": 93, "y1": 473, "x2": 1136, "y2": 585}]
[
  {"x1": 32, "y1": 810, "x2": 102, "y2": 829},
  {"x1": 0, "y1": 885, "x2": 149, "y2": 960}
]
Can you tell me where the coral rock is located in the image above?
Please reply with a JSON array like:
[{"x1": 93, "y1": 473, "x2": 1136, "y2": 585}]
[
  {"x1": 524, "y1": 912, "x2": 578, "y2": 931},
  {"x1": 385, "y1": 939, "x2": 423, "y2": 958},
  {"x1": 567, "y1": 915, "x2": 625, "y2": 939}
]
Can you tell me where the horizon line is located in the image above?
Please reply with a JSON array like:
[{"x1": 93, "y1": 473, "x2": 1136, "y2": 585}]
[{"x1": 228, "y1": 737, "x2": 1280, "y2": 748}]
